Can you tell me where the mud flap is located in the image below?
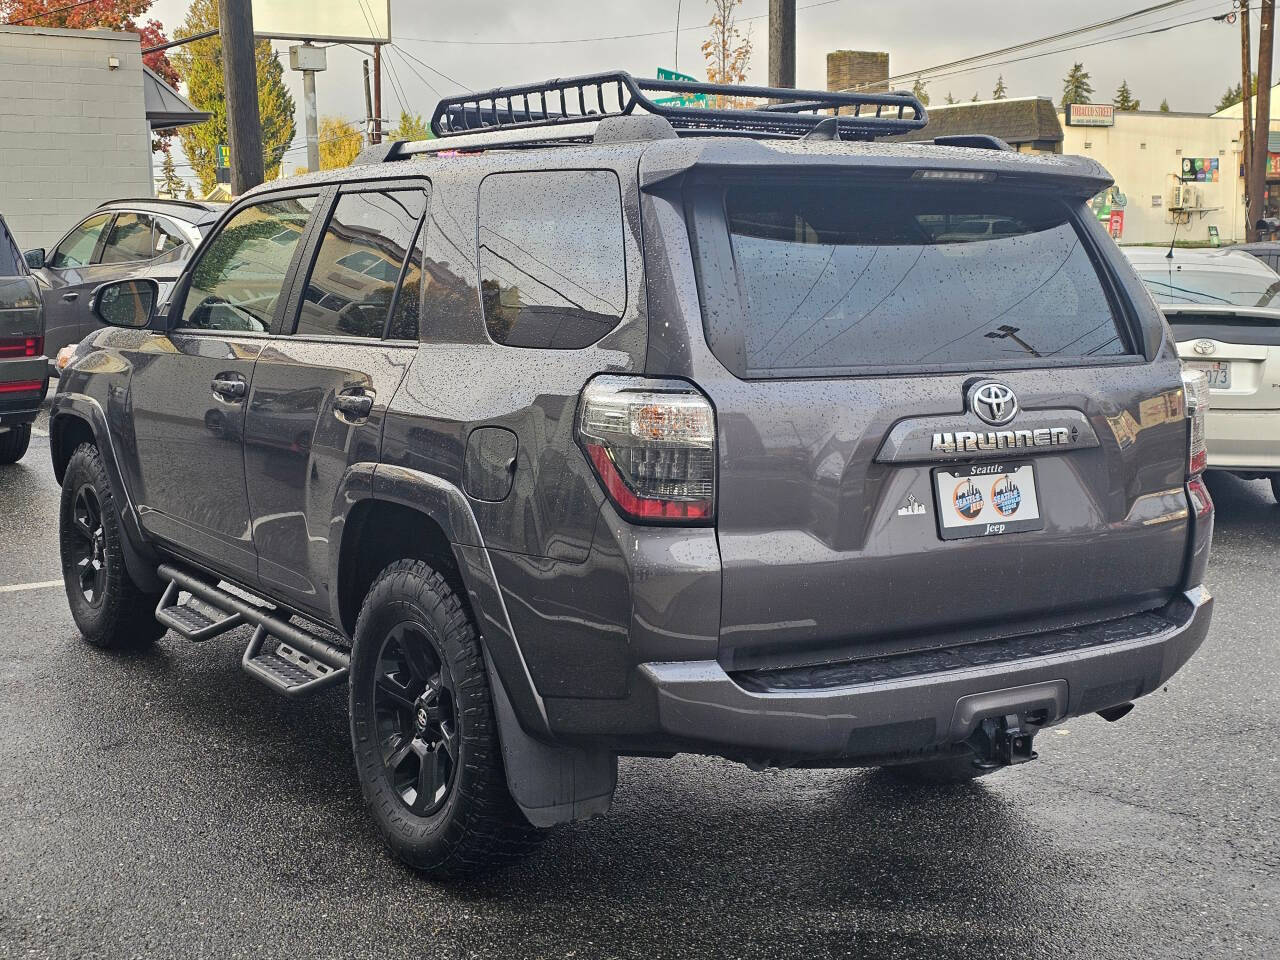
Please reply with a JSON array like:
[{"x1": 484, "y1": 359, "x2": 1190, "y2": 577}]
[{"x1": 484, "y1": 650, "x2": 617, "y2": 828}]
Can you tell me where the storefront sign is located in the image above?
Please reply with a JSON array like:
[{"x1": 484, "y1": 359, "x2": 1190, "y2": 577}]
[
  {"x1": 1065, "y1": 103, "x2": 1115, "y2": 126},
  {"x1": 1108, "y1": 209, "x2": 1125, "y2": 239},
  {"x1": 1181, "y1": 157, "x2": 1220, "y2": 182},
  {"x1": 1268, "y1": 153, "x2": 1280, "y2": 177}
]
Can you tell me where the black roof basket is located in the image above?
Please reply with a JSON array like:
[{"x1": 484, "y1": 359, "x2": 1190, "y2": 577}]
[{"x1": 430, "y1": 71, "x2": 928, "y2": 142}]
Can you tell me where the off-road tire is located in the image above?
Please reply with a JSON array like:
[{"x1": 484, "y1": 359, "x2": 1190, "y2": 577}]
[
  {"x1": 59, "y1": 443, "x2": 165, "y2": 649},
  {"x1": 349, "y1": 559, "x2": 543, "y2": 877},
  {"x1": 0, "y1": 424, "x2": 31, "y2": 464},
  {"x1": 881, "y1": 753, "x2": 1004, "y2": 785}
]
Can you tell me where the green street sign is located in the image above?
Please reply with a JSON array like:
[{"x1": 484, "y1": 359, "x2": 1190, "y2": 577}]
[{"x1": 653, "y1": 67, "x2": 708, "y2": 108}]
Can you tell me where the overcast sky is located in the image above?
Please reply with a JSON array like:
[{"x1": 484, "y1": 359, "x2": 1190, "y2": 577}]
[{"x1": 144, "y1": 0, "x2": 1264, "y2": 184}]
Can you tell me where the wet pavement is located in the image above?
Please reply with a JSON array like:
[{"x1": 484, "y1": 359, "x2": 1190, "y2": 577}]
[{"x1": 1, "y1": 414, "x2": 1276, "y2": 959}]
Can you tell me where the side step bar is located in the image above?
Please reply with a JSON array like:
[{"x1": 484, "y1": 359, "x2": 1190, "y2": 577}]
[{"x1": 156, "y1": 564, "x2": 350, "y2": 697}]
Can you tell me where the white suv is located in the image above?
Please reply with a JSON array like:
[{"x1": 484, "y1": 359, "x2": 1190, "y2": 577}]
[{"x1": 1127, "y1": 247, "x2": 1280, "y2": 499}]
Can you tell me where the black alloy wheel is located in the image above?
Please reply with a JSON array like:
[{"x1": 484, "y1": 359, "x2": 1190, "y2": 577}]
[
  {"x1": 373, "y1": 622, "x2": 458, "y2": 816},
  {"x1": 67, "y1": 483, "x2": 108, "y2": 608}
]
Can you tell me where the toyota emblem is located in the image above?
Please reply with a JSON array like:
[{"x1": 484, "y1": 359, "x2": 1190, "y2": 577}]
[
  {"x1": 969, "y1": 381, "x2": 1019, "y2": 426},
  {"x1": 1192, "y1": 340, "x2": 1216, "y2": 356}
]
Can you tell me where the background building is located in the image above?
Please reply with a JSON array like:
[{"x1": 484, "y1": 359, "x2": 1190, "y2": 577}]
[{"x1": 0, "y1": 24, "x2": 206, "y2": 251}]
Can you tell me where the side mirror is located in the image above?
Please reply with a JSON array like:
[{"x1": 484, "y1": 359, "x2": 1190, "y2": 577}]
[
  {"x1": 91, "y1": 278, "x2": 157, "y2": 329},
  {"x1": 1256, "y1": 217, "x2": 1280, "y2": 232},
  {"x1": 23, "y1": 248, "x2": 44, "y2": 270}
]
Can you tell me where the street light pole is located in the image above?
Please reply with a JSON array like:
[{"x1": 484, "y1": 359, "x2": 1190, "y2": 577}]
[
  {"x1": 290, "y1": 44, "x2": 327, "y2": 173},
  {"x1": 217, "y1": 0, "x2": 264, "y2": 194}
]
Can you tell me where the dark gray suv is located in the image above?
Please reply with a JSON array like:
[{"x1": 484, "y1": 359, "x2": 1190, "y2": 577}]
[{"x1": 48, "y1": 74, "x2": 1215, "y2": 877}]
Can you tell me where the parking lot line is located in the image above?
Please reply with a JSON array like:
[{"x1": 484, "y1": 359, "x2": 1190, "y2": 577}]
[{"x1": 0, "y1": 579, "x2": 62, "y2": 594}]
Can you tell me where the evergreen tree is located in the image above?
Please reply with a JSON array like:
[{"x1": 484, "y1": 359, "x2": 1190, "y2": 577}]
[
  {"x1": 1160, "y1": 99, "x2": 1170, "y2": 112},
  {"x1": 1216, "y1": 79, "x2": 1258, "y2": 112},
  {"x1": 910, "y1": 77, "x2": 930, "y2": 107},
  {"x1": 1113, "y1": 79, "x2": 1140, "y2": 111},
  {"x1": 971, "y1": 92, "x2": 980, "y2": 101},
  {"x1": 172, "y1": 0, "x2": 296, "y2": 193},
  {"x1": 945, "y1": 91, "x2": 957, "y2": 105},
  {"x1": 1060, "y1": 62, "x2": 1093, "y2": 107},
  {"x1": 157, "y1": 150, "x2": 184, "y2": 198},
  {"x1": 992, "y1": 74, "x2": 1008, "y2": 100}
]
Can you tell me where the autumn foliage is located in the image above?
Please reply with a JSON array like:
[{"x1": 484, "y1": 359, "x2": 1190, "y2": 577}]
[
  {"x1": 701, "y1": 0, "x2": 753, "y2": 108},
  {"x1": 0, "y1": 0, "x2": 177, "y2": 85}
]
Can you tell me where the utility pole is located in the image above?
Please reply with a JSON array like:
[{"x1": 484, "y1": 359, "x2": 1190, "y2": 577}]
[
  {"x1": 1242, "y1": 0, "x2": 1255, "y2": 239},
  {"x1": 1251, "y1": 0, "x2": 1276, "y2": 237},
  {"x1": 217, "y1": 0, "x2": 264, "y2": 194},
  {"x1": 289, "y1": 44, "x2": 326, "y2": 173},
  {"x1": 363, "y1": 59, "x2": 374, "y2": 145},
  {"x1": 373, "y1": 45, "x2": 383, "y2": 144},
  {"x1": 768, "y1": 0, "x2": 795, "y2": 88}
]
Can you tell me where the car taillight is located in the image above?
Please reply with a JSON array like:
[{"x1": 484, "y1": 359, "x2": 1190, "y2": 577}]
[
  {"x1": 578, "y1": 375, "x2": 715, "y2": 523},
  {"x1": 1181, "y1": 368, "x2": 1209, "y2": 477},
  {"x1": 0, "y1": 380, "x2": 44, "y2": 394},
  {"x1": 0, "y1": 336, "x2": 42, "y2": 359},
  {"x1": 1187, "y1": 476, "x2": 1213, "y2": 519}
]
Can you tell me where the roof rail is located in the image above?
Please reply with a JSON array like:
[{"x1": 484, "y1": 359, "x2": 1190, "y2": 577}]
[
  {"x1": 428, "y1": 71, "x2": 927, "y2": 143},
  {"x1": 931, "y1": 134, "x2": 1013, "y2": 152},
  {"x1": 96, "y1": 197, "x2": 218, "y2": 212}
]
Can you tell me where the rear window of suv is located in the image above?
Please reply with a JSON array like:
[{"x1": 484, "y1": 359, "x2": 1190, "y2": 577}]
[{"x1": 697, "y1": 180, "x2": 1131, "y2": 377}]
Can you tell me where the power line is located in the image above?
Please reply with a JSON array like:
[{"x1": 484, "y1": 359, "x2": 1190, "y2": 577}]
[
  {"x1": 390, "y1": 43, "x2": 473, "y2": 93},
  {"x1": 912, "y1": 6, "x2": 1232, "y2": 88},
  {"x1": 386, "y1": 45, "x2": 441, "y2": 100},
  {"x1": 392, "y1": 0, "x2": 842, "y2": 47},
  {"x1": 872, "y1": 0, "x2": 1209, "y2": 89}
]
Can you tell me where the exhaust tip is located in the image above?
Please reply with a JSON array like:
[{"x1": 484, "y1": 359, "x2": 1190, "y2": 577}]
[{"x1": 1096, "y1": 702, "x2": 1135, "y2": 723}]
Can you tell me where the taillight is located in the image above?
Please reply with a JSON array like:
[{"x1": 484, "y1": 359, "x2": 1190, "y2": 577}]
[
  {"x1": 578, "y1": 375, "x2": 715, "y2": 523},
  {"x1": 1181, "y1": 368, "x2": 1209, "y2": 476},
  {"x1": 0, "y1": 336, "x2": 43, "y2": 359},
  {"x1": 0, "y1": 380, "x2": 44, "y2": 394},
  {"x1": 1187, "y1": 476, "x2": 1213, "y2": 519}
]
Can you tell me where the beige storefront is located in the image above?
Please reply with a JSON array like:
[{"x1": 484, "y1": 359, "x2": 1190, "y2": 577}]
[{"x1": 1058, "y1": 107, "x2": 1246, "y2": 247}]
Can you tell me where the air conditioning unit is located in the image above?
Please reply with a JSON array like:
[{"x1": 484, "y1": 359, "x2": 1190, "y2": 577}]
[{"x1": 1170, "y1": 183, "x2": 1201, "y2": 210}]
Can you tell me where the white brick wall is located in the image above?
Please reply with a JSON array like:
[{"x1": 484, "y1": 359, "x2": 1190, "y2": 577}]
[{"x1": 0, "y1": 25, "x2": 152, "y2": 252}]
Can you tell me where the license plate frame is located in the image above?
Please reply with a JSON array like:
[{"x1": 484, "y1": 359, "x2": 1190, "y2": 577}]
[
  {"x1": 933, "y1": 461, "x2": 1044, "y2": 541},
  {"x1": 1186, "y1": 360, "x2": 1231, "y2": 389}
]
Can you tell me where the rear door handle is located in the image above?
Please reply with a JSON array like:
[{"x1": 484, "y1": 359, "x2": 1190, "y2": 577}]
[
  {"x1": 334, "y1": 389, "x2": 374, "y2": 420},
  {"x1": 211, "y1": 376, "x2": 247, "y2": 401}
]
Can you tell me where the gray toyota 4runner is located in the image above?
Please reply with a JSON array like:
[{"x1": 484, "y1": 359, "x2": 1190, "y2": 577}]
[{"x1": 49, "y1": 74, "x2": 1215, "y2": 877}]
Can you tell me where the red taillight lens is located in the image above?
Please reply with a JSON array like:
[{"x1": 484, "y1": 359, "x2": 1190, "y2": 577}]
[
  {"x1": 0, "y1": 379, "x2": 44, "y2": 394},
  {"x1": 1187, "y1": 476, "x2": 1213, "y2": 518},
  {"x1": 1181, "y1": 369, "x2": 1209, "y2": 477},
  {"x1": 0, "y1": 336, "x2": 43, "y2": 359},
  {"x1": 578, "y1": 376, "x2": 715, "y2": 524}
]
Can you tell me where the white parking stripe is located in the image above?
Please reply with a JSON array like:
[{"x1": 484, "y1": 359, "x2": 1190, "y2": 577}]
[{"x1": 0, "y1": 579, "x2": 62, "y2": 594}]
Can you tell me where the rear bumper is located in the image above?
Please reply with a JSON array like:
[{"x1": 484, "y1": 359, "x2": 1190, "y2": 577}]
[
  {"x1": 0, "y1": 358, "x2": 49, "y2": 430},
  {"x1": 1205, "y1": 408, "x2": 1280, "y2": 471},
  {"x1": 631, "y1": 587, "x2": 1212, "y2": 761}
]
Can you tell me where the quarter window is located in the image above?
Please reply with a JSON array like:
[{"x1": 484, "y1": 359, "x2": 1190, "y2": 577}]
[
  {"x1": 294, "y1": 188, "x2": 427, "y2": 340},
  {"x1": 49, "y1": 213, "x2": 112, "y2": 269},
  {"x1": 478, "y1": 170, "x2": 626, "y2": 349},
  {"x1": 99, "y1": 213, "x2": 156, "y2": 264},
  {"x1": 179, "y1": 195, "x2": 317, "y2": 333}
]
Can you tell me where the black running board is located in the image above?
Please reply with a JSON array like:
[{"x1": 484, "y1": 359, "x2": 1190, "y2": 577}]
[{"x1": 156, "y1": 564, "x2": 350, "y2": 697}]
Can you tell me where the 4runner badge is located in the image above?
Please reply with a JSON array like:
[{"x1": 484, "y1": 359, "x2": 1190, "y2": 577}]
[{"x1": 897, "y1": 493, "x2": 927, "y2": 517}]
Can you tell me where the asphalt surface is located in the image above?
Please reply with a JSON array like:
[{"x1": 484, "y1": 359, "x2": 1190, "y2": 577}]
[{"x1": 1, "y1": 410, "x2": 1277, "y2": 960}]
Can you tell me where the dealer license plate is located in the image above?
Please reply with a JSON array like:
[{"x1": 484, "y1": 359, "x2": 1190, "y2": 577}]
[
  {"x1": 1185, "y1": 360, "x2": 1230, "y2": 389},
  {"x1": 934, "y1": 462, "x2": 1044, "y2": 540}
]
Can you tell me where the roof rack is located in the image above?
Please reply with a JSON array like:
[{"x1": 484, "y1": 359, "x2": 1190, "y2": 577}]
[
  {"x1": 96, "y1": 197, "x2": 219, "y2": 212},
  {"x1": 428, "y1": 70, "x2": 927, "y2": 143}
]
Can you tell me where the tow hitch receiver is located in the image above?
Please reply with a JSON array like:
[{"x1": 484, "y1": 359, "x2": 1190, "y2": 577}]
[{"x1": 968, "y1": 713, "x2": 1039, "y2": 770}]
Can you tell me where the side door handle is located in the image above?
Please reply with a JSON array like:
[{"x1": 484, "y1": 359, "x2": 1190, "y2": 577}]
[
  {"x1": 211, "y1": 375, "x2": 247, "y2": 401},
  {"x1": 61, "y1": 292, "x2": 79, "y2": 302},
  {"x1": 333, "y1": 388, "x2": 374, "y2": 421}
]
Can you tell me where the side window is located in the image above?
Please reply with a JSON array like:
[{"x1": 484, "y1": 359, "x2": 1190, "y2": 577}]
[
  {"x1": 99, "y1": 213, "x2": 156, "y2": 264},
  {"x1": 294, "y1": 188, "x2": 427, "y2": 340},
  {"x1": 0, "y1": 218, "x2": 22, "y2": 275},
  {"x1": 477, "y1": 170, "x2": 626, "y2": 349},
  {"x1": 153, "y1": 219, "x2": 188, "y2": 261},
  {"x1": 49, "y1": 213, "x2": 112, "y2": 269},
  {"x1": 179, "y1": 195, "x2": 317, "y2": 333}
]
